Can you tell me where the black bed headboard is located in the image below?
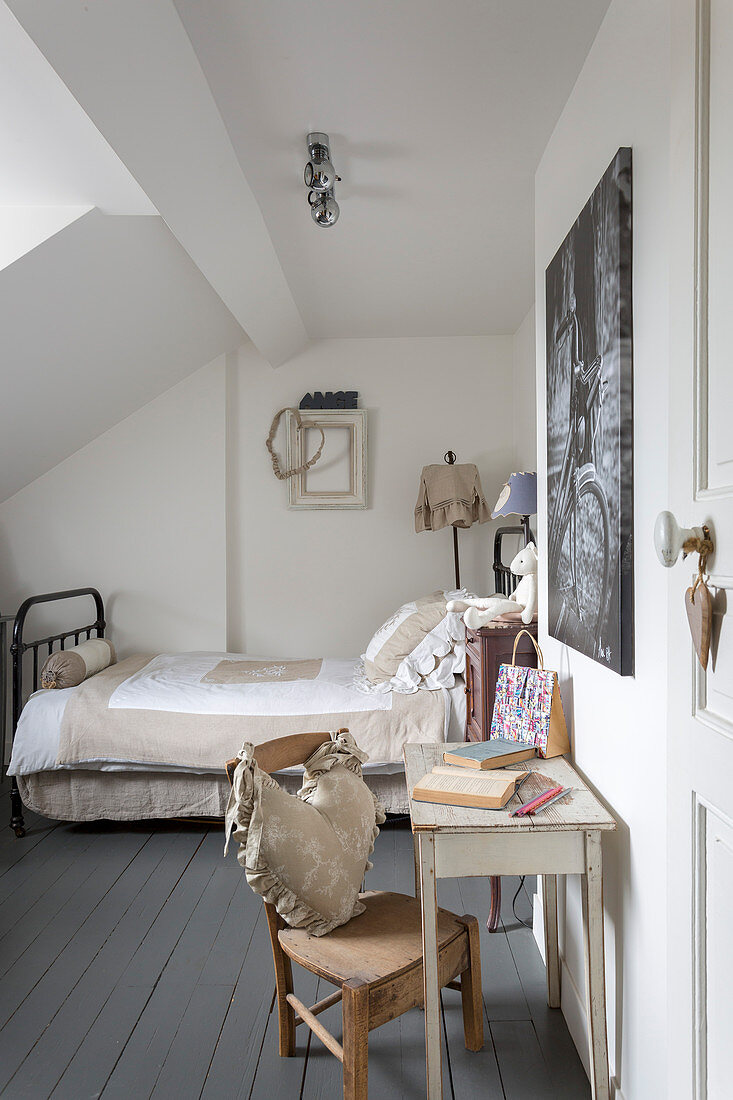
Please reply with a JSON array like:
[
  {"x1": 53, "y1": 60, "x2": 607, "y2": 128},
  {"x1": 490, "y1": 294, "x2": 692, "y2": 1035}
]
[
  {"x1": 11, "y1": 587, "x2": 106, "y2": 734},
  {"x1": 492, "y1": 524, "x2": 536, "y2": 597}
]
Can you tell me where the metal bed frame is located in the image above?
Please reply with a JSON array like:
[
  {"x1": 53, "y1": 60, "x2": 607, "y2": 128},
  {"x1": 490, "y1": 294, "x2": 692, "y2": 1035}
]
[
  {"x1": 7, "y1": 588, "x2": 105, "y2": 838},
  {"x1": 492, "y1": 524, "x2": 536, "y2": 596}
]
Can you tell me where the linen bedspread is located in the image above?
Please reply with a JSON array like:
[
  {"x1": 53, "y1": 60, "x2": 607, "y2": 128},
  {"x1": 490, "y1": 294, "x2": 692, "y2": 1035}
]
[{"x1": 55, "y1": 653, "x2": 447, "y2": 771}]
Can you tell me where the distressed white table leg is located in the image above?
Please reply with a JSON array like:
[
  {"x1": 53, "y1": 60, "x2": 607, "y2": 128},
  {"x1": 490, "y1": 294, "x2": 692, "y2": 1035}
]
[
  {"x1": 413, "y1": 831, "x2": 422, "y2": 900},
  {"x1": 581, "y1": 831, "x2": 610, "y2": 1100},
  {"x1": 542, "y1": 873, "x2": 561, "y2": 1008},
  {"x1": 419, "y1": 831, "x2": 442, "y2": 1099}
]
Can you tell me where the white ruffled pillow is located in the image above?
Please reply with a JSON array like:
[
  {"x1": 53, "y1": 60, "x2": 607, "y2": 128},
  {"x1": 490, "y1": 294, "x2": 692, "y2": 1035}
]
[{"x1": 362, "y1": 588, "x2": 472, "y2": 694}]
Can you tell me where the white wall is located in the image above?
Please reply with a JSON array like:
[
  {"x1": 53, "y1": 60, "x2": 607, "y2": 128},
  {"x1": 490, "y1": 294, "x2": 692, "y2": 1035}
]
[
  {"x1": 534, "y1": 0, "x2": 670, "y2": 1096},
  {"x1": 512, "y1": 305, "x2": 537, "y2": 470},
  {"x1": 0, "y1": 333, "x2": 524, "y2": 664},
  {"x1": 0, "y1": 359, "x2": 227, "y2": 656},
  {"x1": 227, "y1": 336, "x2": 516, "y2": 656}
]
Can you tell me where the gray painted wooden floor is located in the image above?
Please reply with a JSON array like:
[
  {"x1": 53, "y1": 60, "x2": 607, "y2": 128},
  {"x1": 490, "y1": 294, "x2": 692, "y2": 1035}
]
[{"x1": 0, "y1": 791, "x2": 590, "y2": 1099}]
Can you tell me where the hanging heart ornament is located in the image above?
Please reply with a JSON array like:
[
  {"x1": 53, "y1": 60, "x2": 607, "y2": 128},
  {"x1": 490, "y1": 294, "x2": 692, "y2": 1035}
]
[
  {"x1": 685, "y1": 580, "x2": 712, "y2": 670},
  {"x1": 684, "y1": 533, "x2": 714, "y2": 670}
]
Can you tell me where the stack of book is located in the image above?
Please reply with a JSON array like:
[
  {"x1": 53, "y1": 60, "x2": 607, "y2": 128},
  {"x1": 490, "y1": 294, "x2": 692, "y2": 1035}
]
[
  {"x1": 411, "y1": 739, "x2": 536, "y2": 810},
  {"x1": 442, "y1": 739, "x2": 535, "y2": 770}
]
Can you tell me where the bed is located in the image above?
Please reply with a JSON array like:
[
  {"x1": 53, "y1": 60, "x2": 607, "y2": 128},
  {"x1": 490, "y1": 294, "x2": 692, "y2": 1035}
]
[{"x1": 6, "y1": 589, "x2": 466, "y2": 835}]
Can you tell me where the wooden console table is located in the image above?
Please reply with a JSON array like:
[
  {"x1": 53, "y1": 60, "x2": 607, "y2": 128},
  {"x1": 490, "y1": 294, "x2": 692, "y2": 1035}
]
[{"x1": 404, "y1": 743, "x2": 616, "y2": 1100}]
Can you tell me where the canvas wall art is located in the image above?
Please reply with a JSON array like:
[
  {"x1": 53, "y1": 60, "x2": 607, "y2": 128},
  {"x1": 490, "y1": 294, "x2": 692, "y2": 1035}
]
[{"x1": 545, "y1": 147, "x2": 634, "y2": 676}]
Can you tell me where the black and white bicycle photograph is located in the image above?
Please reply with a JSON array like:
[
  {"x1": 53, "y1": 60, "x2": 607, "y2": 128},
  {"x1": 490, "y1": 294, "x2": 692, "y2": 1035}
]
[{"x1": 545, "y1": 146, "x2": 634, "y2": 676}]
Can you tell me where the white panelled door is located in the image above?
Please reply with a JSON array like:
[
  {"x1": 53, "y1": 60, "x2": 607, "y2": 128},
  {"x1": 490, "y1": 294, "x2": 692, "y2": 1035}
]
[{"x1": 668, "y1": 2, "x2": 733, "y2": 1097}]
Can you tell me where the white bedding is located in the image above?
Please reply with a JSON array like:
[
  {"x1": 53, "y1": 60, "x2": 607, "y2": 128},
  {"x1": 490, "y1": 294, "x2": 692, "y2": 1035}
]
[
  {"x1": 8, "y1": 657, "x2": 466, "y2": 778},
  {"x1": 110, "y1": 653, "x2": 392, "y2": 715}
]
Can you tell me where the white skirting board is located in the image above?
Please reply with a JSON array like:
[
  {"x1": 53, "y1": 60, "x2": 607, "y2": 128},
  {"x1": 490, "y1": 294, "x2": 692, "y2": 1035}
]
[{"x1": 531, "y1": 887, "x2": 625, "y2": 1100}]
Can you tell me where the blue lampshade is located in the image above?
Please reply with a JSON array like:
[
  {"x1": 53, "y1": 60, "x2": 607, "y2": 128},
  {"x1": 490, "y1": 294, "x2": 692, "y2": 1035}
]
[{"x1": 491, "y1": 471, "x2": 537, "y2": 518}]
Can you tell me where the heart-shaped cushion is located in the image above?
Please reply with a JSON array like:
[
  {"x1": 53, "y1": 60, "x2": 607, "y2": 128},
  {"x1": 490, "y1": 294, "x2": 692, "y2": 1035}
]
[{"x1": 225, "y1": 731, "x2": 385, "y2": 936}]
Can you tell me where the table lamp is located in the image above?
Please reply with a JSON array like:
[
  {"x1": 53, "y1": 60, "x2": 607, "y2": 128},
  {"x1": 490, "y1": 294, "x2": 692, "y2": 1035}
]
[
  {"x1": 414, "y1": 451, "x2": 490, "y2": 588},
  {"x1": 491, "y1": 471, "x2": 537, "y2": 546}
]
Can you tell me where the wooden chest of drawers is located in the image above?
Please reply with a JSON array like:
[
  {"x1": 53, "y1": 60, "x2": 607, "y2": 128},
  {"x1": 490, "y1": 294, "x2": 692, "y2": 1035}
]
[{"x1": 464, "y1": 621, "x2": 539, "y2": 741}]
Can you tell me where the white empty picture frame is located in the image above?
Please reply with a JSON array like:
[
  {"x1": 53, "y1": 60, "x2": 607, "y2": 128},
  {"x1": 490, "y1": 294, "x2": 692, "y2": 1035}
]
[{"x1": 286, "y1": 409, "x2": 367, "y2": 509}]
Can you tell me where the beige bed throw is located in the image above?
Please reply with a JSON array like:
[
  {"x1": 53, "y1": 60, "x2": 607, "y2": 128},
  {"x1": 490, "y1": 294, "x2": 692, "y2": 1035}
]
[{"x1": 57, "y1": 655, "x2": 446, "y2": 771}]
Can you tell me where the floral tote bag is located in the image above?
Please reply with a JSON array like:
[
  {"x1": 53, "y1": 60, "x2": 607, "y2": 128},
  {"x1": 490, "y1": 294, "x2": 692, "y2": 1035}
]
[{"x1": 489, "y1": 631, "x2": 569, "y2": 759}]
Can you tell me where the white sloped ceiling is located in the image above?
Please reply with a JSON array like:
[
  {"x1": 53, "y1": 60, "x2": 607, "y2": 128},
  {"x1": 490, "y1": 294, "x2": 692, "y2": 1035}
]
[
  {"x1": 0, "y1": 2, "x2": 245, "y2": 501},
  {"x1": 0, "y1": 209, "x2": 243, "y2": 502},
  {"x1": 0, "y1": 0, "x2": 613, "y2": 499}
]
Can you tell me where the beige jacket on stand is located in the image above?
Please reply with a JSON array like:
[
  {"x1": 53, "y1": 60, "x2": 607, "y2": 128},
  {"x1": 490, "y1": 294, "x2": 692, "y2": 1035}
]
[{"x1": 414, "y1": 463, "x2": 490, "y2": 532}]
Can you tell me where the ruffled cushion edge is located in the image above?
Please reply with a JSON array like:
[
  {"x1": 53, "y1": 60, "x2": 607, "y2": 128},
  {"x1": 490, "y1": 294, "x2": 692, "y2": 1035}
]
[
  {"x1": 224, "y1": 730, "x2": 386, "y2": 937},
  {"x1": 359, "y1": 606, "x2": 469, "y2": 694},
  {"x1": 362, "y1": 588, "x2": 473, "y2": 678}
]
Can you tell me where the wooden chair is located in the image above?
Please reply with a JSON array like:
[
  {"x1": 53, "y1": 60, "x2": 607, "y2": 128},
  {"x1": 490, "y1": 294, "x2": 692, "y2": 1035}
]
[{"x1": 226, "y1": 732, "x2": 484, "y2": 1100}]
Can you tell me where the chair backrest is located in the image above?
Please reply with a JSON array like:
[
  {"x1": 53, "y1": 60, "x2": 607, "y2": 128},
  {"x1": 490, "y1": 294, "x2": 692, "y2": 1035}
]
[{"x1": 225, "y1": 729, "x2": 336, "y2": 784}]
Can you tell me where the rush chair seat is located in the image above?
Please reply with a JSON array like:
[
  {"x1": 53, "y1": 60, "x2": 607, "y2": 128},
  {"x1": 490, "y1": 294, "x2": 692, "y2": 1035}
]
[{"x1": 226, "y1": 732, "x2": 483, "y2": 1100}]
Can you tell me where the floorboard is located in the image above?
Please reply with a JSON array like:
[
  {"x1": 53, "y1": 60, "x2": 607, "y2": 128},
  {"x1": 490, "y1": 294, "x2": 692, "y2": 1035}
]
[
  {"x1": 198, "y1": 906, "x2": 275, "y2": 1100},
  {"x1": 491, "y1": 1020, "x2": 557, "y2": 1100},
  {"x1": 501, "y1": 892, "x2": 590, "y2": 1099},
  {"x1": 0, "y1": 772, "x2": 55, "y2": 865},
  {"x1": 456, "y1": 875, "x2": 532, "y2": 1023},
  {"x1": 0, "y1": 823, "x2": 99, "y2": 938},
  {"x1": 152, "y1": 876, "x2": 258, "y2": 1100},
  {"x1": 51, "y1": 828, "x2": 214, "y2": 1098},
  {"x1": 249, "y1": 969, "x2": 317, "y2": 1100},
  {"x1": 0, "y1": 827, "x2": 154, "y2": 1027},
  {"x1": 436, "y1": 875, "x2": 505, "y2": 1100},
  {"x1": 101, "y1": 829, "x2": 240, "y2": 1099},
  {"x1": 0, "y1": 828, "x2": 107, "y2": 973},
  {"x1": 0, "y1": 812, "x2": 591, "y2": 1099},
  {"x1": 0, "y1": 827, "x2": 157, "y2": 1091},
  {"x1": 300, "y1": 977, "x2": 345, "y2": 1100},
  {"x1": 0, "y1": 810, "x2": 58, "y2": 875},
  {"x1": 13, "y1": 828, "x2": 203, "y2": 1098}
]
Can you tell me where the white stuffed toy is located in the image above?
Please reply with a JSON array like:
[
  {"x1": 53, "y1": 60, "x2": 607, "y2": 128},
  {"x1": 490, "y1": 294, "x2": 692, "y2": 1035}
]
[{"x1": 447, "y1": 542, "x2": 538, "y2": 629}]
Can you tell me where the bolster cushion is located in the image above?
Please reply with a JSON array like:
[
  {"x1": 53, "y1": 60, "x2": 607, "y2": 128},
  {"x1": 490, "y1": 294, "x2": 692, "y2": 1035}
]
[{"x1": 40, "y1": 638, "x2": 116, "y2": 690}]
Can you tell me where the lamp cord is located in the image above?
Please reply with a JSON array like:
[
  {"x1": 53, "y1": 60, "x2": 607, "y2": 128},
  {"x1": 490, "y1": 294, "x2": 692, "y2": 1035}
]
[{"x1": 511, "y1": 875, "x2": 533, "y2": 930}]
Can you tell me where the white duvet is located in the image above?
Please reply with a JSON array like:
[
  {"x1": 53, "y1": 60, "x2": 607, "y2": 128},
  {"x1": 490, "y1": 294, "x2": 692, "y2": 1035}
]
[{"x1": 109, "y1": 653, "x2": 391, "y2": 715}]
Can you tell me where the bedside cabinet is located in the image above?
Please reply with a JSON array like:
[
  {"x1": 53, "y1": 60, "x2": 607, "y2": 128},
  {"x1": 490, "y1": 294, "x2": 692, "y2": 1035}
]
[{"x1": 464, "y1": 621, "x2": 539, "y2": 741}]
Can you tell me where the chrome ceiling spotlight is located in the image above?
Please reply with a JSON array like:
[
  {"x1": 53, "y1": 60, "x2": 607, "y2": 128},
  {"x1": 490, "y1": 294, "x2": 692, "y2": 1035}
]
[
  {"x1": 308, "y1": 189, "x2": 340, "y2": 227},
  {"x1": 304, "y1": 132, "x2": 340, "y2": 227},
  {"x1": 304, "y1": 133, "x2": 337, "y2": 192}
]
